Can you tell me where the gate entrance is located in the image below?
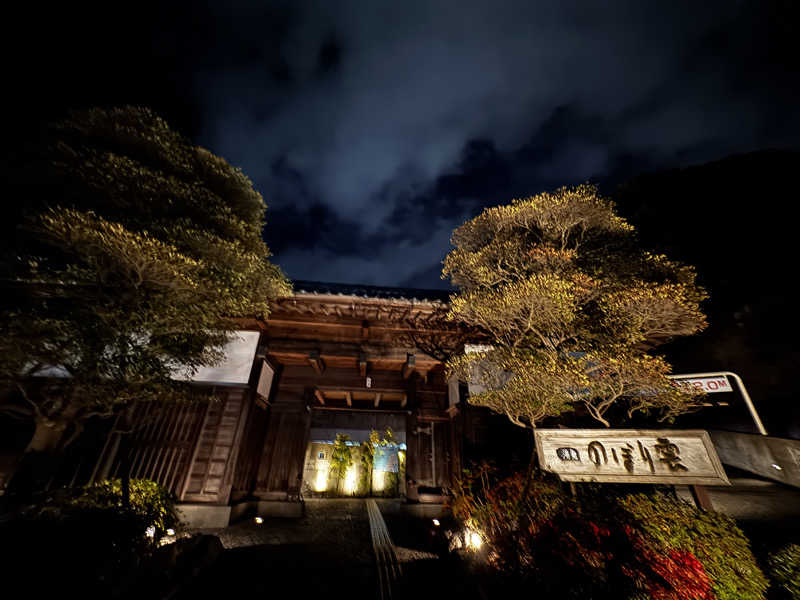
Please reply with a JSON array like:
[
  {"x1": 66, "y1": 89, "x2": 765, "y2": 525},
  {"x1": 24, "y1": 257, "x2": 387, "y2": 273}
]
[{"x1": 302, "y1": 409, "x2": 406, "y2": 498}]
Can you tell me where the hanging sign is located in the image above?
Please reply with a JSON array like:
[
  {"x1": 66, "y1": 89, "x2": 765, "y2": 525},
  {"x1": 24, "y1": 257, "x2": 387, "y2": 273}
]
[{"x1": 535, "y1": 429, "x2": 730, "y2": 485}]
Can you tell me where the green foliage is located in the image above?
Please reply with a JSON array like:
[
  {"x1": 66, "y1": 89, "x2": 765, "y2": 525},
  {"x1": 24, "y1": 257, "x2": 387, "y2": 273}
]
[
  {"x1": 0, "y1": 479, "x2": 180, "y2": 597},
  {"x1": 330, "y1": 433, "x2": 353, "y2": 493},
  {"x1": 0, "y1": 107, "x2": 290, "y2": 451},
  {"x1": 69, "y1": 478, "x2": 180, "y2": 539},
  {"x1": 619, "y1": 493, "x2": 768, "y2": 600},
  {"x1": 358, "y1": 430, "x2": 380, "y2": 495},
  {"x1": 451, "y1": 466, "x2": 766, "y2": 600},
  {"x1": 768, "y1": 544, "x2": 800, "y2": 599},
  {"x1": 377, "y1": 427, "x2": 401, "y2": 496},
  {"x1": 444, "y1": 184, "x2": 707, "y2": 428}
]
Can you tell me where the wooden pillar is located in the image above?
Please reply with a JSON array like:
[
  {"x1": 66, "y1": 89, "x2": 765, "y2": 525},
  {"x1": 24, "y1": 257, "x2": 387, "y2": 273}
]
[
  {"x1": 405, "y1": 411, "x2": 420, "y2": 501},
  {"x1": 404, "y1": 373, "x2": 420, "y2": 500},
  {"x1": 253, "y1": 389, "x2": 308, "y2": 501},
  {"x1": 286, "y1": 389, "x2": 313, "y2": 501},
  {"x1": 690, "y1": 484, "x2": 714, "y2": 511}
]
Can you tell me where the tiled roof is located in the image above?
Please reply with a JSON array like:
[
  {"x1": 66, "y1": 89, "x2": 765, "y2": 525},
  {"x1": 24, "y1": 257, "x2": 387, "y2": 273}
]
[{"x1": 291, "y1": 280, "x2": 452, "y2": 303}]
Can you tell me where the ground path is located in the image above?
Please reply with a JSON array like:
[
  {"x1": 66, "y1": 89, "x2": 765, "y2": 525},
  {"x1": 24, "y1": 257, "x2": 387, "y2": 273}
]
[
  {"x1": 177, "y1": 499, "x2": 375, "y2": 599},
  {"x1": 176, "y1": 498, "x2": 483, "y2": 600}
]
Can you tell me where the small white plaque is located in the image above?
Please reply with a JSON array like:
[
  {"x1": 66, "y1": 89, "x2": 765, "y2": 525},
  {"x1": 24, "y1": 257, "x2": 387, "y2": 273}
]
[{"x1": 671, "y1": 375, "x2": 732, "y2": 393}]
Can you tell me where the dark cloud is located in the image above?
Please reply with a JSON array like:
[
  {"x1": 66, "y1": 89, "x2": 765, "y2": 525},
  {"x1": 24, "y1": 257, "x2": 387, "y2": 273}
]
[
  {"x1": 5, "y1": 0, "x2": 800, "y2": 288},
  {"x1": 180, "y1": 0, "x2": 799, "y2": 287}
]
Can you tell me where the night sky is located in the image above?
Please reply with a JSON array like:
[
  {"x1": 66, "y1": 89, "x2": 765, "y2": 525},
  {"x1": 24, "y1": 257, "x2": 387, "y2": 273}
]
[
  {"x1": 3, "y1": 1, "x2": 800, "y2": 435},
  {"x1": 6, "y1": 0, "x2": 799, "y2": 289}
]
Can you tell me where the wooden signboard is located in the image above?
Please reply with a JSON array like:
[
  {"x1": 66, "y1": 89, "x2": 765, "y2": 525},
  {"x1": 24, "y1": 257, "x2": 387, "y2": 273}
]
[{"x1": 535, "y1": 429, "x2": 730, "y2": 486}]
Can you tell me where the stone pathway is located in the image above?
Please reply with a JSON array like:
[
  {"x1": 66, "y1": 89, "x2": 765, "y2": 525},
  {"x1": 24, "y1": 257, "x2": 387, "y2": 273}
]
[
  {"x1": 176, "y1": 499, "x2": 374, "y2": 599},
  {"x1": 367, "y1": 499, "x2": 402, "y2": 599},
  {"x1": 175, "y1": 499, "x2": 484, "y2": 600}
]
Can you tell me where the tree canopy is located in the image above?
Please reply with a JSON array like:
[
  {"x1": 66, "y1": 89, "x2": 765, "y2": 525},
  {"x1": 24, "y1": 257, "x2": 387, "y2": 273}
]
[
  {"x1": 0, "y1": 107, "x2": 291, "y2": 452},
  {"x1": 444, "y1": 184, "x2": 707, "y2": 428}
]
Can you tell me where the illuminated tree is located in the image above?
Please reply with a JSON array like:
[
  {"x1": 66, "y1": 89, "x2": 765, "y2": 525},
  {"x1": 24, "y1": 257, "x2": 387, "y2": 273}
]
[
  {"x1": 444, "y1": 184, "x2": 706, "y2": 430},
  {"x1": 330, "y1": 434, "x2": 353, "y2": 495},
  {"x1": 0, "y1": 107, "x2": 291, "y2": 464},
  {"x1": 359, "y1": 429, "x2": 381, "y2": 496}
]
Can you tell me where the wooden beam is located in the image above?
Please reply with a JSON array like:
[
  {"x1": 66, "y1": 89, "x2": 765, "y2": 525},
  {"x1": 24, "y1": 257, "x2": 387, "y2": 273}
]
[
  {"x1": 400, "y1": 394, "x2": 407, "y2": 408},
  {"x1": 307, "y1": 350, "x2": 325, "y2": 375},
  {"x1": 313, "y1": 405, "x2": 403, "y2": 414},
  {"x1": 314, "y1": 389, "x2": 326, "y2": 405},
  {"x1": 359, "y1": 352, "x2": 368, "y2": 377},
  {"x1": 345, "y1": 391, "x2": 352, "y2": 407},
  {"x1": 278, "y1": 366, "x2": 410, "y2": 392},
  {"x1": 374, "y1": 393, "x2": 381, "y2": 408},
  {"x1": 266, "y1": 339, "x2": 441, "y2": 363},
  {"x1": 402, "y1": 353, "x2": 416, "y2": 379}
]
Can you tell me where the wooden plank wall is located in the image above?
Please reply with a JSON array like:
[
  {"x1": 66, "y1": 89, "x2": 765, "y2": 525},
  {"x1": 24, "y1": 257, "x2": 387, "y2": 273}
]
[
  {"x1": 98, "y1": 389, "x2": 249, "y2": 505},
  {"x1": 181, "y1": 389, "x2": 250, "y2": 504},
  {"x1": 106, "y1": 401, "x2": 208, "y2": 497}
]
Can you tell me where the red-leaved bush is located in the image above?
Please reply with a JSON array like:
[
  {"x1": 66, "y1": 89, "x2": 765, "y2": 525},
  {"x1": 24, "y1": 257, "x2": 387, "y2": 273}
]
[{"x1": 451, "y1": 463, "x2": 766, "y2": 600}]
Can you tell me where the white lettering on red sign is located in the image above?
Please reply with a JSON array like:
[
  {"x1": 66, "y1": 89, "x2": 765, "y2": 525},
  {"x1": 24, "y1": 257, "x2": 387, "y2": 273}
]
[{"x1": 672, "y1": 376, "x2": 732, "y2": 393}]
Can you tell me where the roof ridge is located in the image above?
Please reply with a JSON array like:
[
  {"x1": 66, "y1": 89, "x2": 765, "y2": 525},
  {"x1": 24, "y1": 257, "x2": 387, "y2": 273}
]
[{"x1": 290, "y1": 280, "x2": 451, "y2": 303}]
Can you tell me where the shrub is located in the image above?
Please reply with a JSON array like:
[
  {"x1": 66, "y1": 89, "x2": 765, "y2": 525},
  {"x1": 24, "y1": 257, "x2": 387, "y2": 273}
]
[
  {"x1": 768, "y1": 544, "x2": 800, "y2": 600},
  {"x1": 0, "y1": 479, "x2": 180, "y2": 597},
  {"x1": 71, "y1": 478, "x2": 181, "y2": 541},
  {"x1": 451, "y1": 465, "x2": 767, "y2": 600},
  {"x1": 619, "y1": 493, "x2": 767, "y2": 600}
]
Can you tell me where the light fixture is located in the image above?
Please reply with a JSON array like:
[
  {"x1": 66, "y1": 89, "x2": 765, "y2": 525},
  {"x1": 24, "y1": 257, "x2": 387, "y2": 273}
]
[
  {"x1": 254, "y1": 516, "x2": 264, "y2": 524},
  {"x1": 772, "y1": 463, "x2": 783, "y2": 471},
  {"x1": 145, "y1": 526, "x2": 156, "y2": 538},
  {"x1": 432, "y1": 519, "x2": 440, "y2": 527},
  {"x1": 166, "y1": 528, "x2": 175, "y2": 536},
  {"x1": 465, "y1": 529, "x2": 482, "y2": 550}
]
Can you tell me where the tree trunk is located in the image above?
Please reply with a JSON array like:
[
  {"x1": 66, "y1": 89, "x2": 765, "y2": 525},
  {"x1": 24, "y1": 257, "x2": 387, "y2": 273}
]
[
  {"x1": 25, "y1": 417, "x2": 68, "y2": 454},
  {"x1": 520, "y1": 427, "x2": 538, "y2": 502},
  {"x1": 6, "y1": 419, "x2": 68, "y2": 503}
]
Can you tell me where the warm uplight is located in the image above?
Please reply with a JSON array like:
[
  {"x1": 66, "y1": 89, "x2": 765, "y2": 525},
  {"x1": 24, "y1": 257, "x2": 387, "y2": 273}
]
[
  {"x1": 344, "y1": 466, "x2": 357, "y2": 494},
  {"x1": 145, "y1": 526, "x2": 156, "y2": 538},
  {"x1": 315, "y1": 468, "x2": 329, "y2": 492},
  {"x1": 432, "y1": 519, "x2": 440, "y2": 527},
  {"x1": 254, "y1": 516, "x2": 263, "y2": 524},
  {"x1": 465, "y1": 529, "x2": 482, "y2": 550},
  {"x1": 166, "y1": 528, "x2": 175, "y2": 536},
  {"x1": 373, "y1": 470, "x2": 385, "y2": 491}
]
